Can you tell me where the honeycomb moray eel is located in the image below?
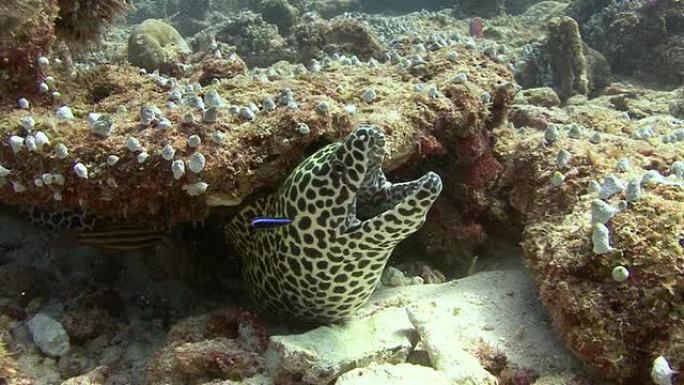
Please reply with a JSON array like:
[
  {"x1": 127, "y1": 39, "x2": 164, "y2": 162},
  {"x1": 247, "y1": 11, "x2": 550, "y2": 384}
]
[{"x1": 226, "y1": 124, "x2": 443, "y2": 324}]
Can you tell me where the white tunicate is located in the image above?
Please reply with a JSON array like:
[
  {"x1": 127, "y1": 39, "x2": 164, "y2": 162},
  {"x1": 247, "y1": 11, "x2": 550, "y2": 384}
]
[
  {"x1": 18, "y1": 98, "x2": 29, "y2": 109},
  {"x1": 9, "y1": 136, "x2": 24, "y2": 153},
  {"x1": 551, "y1": 171, "x2": 565, "y2": 187},
  {"x1": 53, "y1": 191, "x2": 63, "y2": 201},
  {"x1": 137, "y1": 152, "x2": 149, "y2": 164},
  {"x1": 25, "y1": 136, "x2": 37, "y2": 152},
  {"x1": 616, "y1": 158, "x2": 630, "y2": 172},
  {"x1": 34, "y1": 178, "x2": 44, "y2": 187},
  {"x1": 54, "y1": 143, "x2": 68, "y2": 159},
  {"x1": 317, "y1": 101, "x2": 330, "y2": 114},
  {"x1": 591, "y1": 200, "x2": 617, "y2": 224},
  {"x1": 106, "y1": 155, "x2": 120, "y2": 166},
  {"x1": 611, "y1": 266, "x2": 629, "y2": 282},
  {"x1": 240, "y1": 106, "x2": 255, "y2": 121},
  {"x1": 157, "y1": 118, "x2": 172, "y2": 130},
  {"x1": 641, "y1": 170, "x2": 665, "y2": 185},
  {"x1": 362, "y1": 88, "x2": 377, "y2": 103},
  {"x1": 74, "y1": 162, "x2": 88, "y2": 179},
  {"x1": 12, "y1": 181, "x2": 26, "y2": 193},
  {"x1": 279, "y1": 88, "x2": 295, "y2": 106},
  {"x1": 599, "y1": 174, "x2": 625, "y2": 200},
  {"x1": 0, "y1": 164, "x2": 10, "y2": 177},
  {"x1": 589, "y1": 132, "x2": 601, "y2": 144},
  {"x1": 188, "y1": 152, "x2": 206, "y2": 173},
  {"x1": 37, "y1": 56, "x2": 50, "y2": 67},
  {"x1": 185, "y1": 94, "x2": 205, "y2": 110},
  {"x1": 183, "y1": 113, "x2": 195, "y2": 124},
  {"x1": 452, "y1": 73, "x2": 468, "y2": 84},
  {"x1": 203, "y1": 106, "x2": 219, "y2": 123},
  {"x1": 21, "y1": 116, "x2": 35, "y2": 131},
  {"x1": 203, "y1": 90, "x2": 223, "y2": 108},
  {"x1": 625, "y1": 179, "x2": 641, "y2": 203},
  {"x1": 184, "y1": 181, "x2": 209, "y2": 196},
  {"x1": 53, "y1": 173, "x2": 64, "y2": 186},
  {"x1": 140, "y1": 106, "x2": 156, "y2": 125},
  {"x1": 344, "y1": 104, "x2": 357, "y2": 114},
  {"x1": 428, "y1": 85, "x2": 440, "y2": 99},
  {"x1": 544, "y1": 126, "x2": 560, "y2": 143},
  {"x1": 556, "y1": 149, "x2": 571, "y2": 169},
  {"x1": 161, "y1": 144, "x2": 175, "y2": 161},
  {"x1": 187, "y1": 135, "x2": 201, "y2": 148},
  {"x1": 651, "y1": 356, "x2": 674, "y2": 385},
  {"x1": 169, "y1": 90, "x2": 183, "y2": 102},
  {"x1": 41, "y1": 173, "x2": 54, "y2": 185},
  {"x1": 247, "y1": 102, "x2": 259, "y2": 113},
  {"x1": 670, "y1": 161, "x2": 684, "y2": 179},
  {"x1": 34, "y1": 131, "x2": 49, "y2": 148},
  {"x1": 87, "y1": 113, "x2": 101, "y2": 127},
  {"x1": 127, "y1": 137, "x2": 142, "y2": 152},
  {"x1": 171, "y1": 160, "x2": 186, "y2": 180},
  {"x1": 567, "y1": 124, "x2": 583, "y2": 139},
  {"x1": 211, "y1": 131, "x2": 225, "y2": 145},
  {"x1": 631, "y1": 125, "x2": 654, "y2": 139},
  {"x1": 592, "y1": 223, "x2": 613, "y2": 254},
  {"x1": 263, "y1": 97, "x2": 276, "y2": 112},
  {"x1": 55, "y1": 106, "x2": 74, "y2": 121},
  {"x1": 296, "y1": 122, "x2": 311, "y2": 135},
  {"x1": 481, "y1": 92, "x2": 492, "y2": 104}
]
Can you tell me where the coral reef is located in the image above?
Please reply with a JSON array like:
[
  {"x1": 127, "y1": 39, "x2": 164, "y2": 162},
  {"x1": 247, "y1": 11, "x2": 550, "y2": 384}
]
[
  {"x1": 546, "y1": 16, "x2": 588, "y2": 102},
  {"x1": 297, "y1": 0, "x2": 362, "y2": 19},
  {"x1": 568, "y1": 0, "x2": 684, "y2": 86},
  {"x1": 253, "y1": 0, "x2": 299, "y2": 35},
  {"x1": 55, "y1": 0, "x2": 129, "y2": 47},
  {"x1": 143, "y1": 308, "x2": 268, "y2": 384},
  {"x1": 127, "y1": 19, "x2": 191, "y2": 74},
  {"x1": 496, "y1": 84, "x2": 684, "y2": 383},
  {"x1": 514, "y1": 14, "x2": 610, "y2": 102},
  {"x1": 204, "y1": 10, "x2": 295, "y2": 67},
  {"x1": 293, "y1": 17, "x2": 386, "y2": 63},
  {"x1": 0, "y1": 0, "x2": 59, "y2": 100}
]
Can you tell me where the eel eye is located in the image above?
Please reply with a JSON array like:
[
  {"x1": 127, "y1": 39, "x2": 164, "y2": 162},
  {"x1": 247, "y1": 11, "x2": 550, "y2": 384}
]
[{"x1": 332, "y1": 160, "x2": 345, "y2": 178}]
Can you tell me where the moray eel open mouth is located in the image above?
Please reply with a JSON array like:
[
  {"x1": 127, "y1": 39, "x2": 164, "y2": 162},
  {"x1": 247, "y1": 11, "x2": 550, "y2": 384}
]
[{"x1": 226, "y1": 124, "x2": 443, "y2": 324}]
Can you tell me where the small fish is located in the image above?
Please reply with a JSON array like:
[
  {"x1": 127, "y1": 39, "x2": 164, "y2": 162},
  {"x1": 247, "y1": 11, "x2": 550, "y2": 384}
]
[
  {"x1": 250, "y1": 217, "x2": 292, "y2": 230},
  {"x1": 51, "y1": 223, "x2": 170, "y2": 251}
]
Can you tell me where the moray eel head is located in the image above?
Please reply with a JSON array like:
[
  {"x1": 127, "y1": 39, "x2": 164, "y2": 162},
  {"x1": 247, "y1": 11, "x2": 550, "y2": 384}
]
[{"x1": 226, "y1": 124, "x2": 443, "y2": 324}]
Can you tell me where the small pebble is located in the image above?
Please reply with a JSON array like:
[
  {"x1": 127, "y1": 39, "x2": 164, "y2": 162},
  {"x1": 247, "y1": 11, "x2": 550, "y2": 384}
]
[
  {"x1": 187, "y1": 135, "x2": 201, "y2": 148},
  {"x1": 611, "y1": 266, "x2": 629, "y2": 282},
  {"x1": 362, "y1": 88, "x2": 377, "y2": 103},
  {"x1": 556, "y1": 149, "x2": 571, "y2": 169},
  {"x1": 56, "y1": 106, "x2": 74, "y2": 121}
]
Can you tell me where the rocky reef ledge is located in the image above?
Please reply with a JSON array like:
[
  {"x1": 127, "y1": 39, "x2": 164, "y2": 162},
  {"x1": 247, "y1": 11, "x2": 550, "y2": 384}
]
[{"x1": 0, "y1": 44, "x2": 512, "y2": 226}]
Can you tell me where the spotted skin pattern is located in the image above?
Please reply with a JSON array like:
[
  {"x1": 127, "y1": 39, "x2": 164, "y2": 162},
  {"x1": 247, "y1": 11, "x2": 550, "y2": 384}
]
[{"x1": 225, "y1": 125, "x2": 443, "y2": 323}]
